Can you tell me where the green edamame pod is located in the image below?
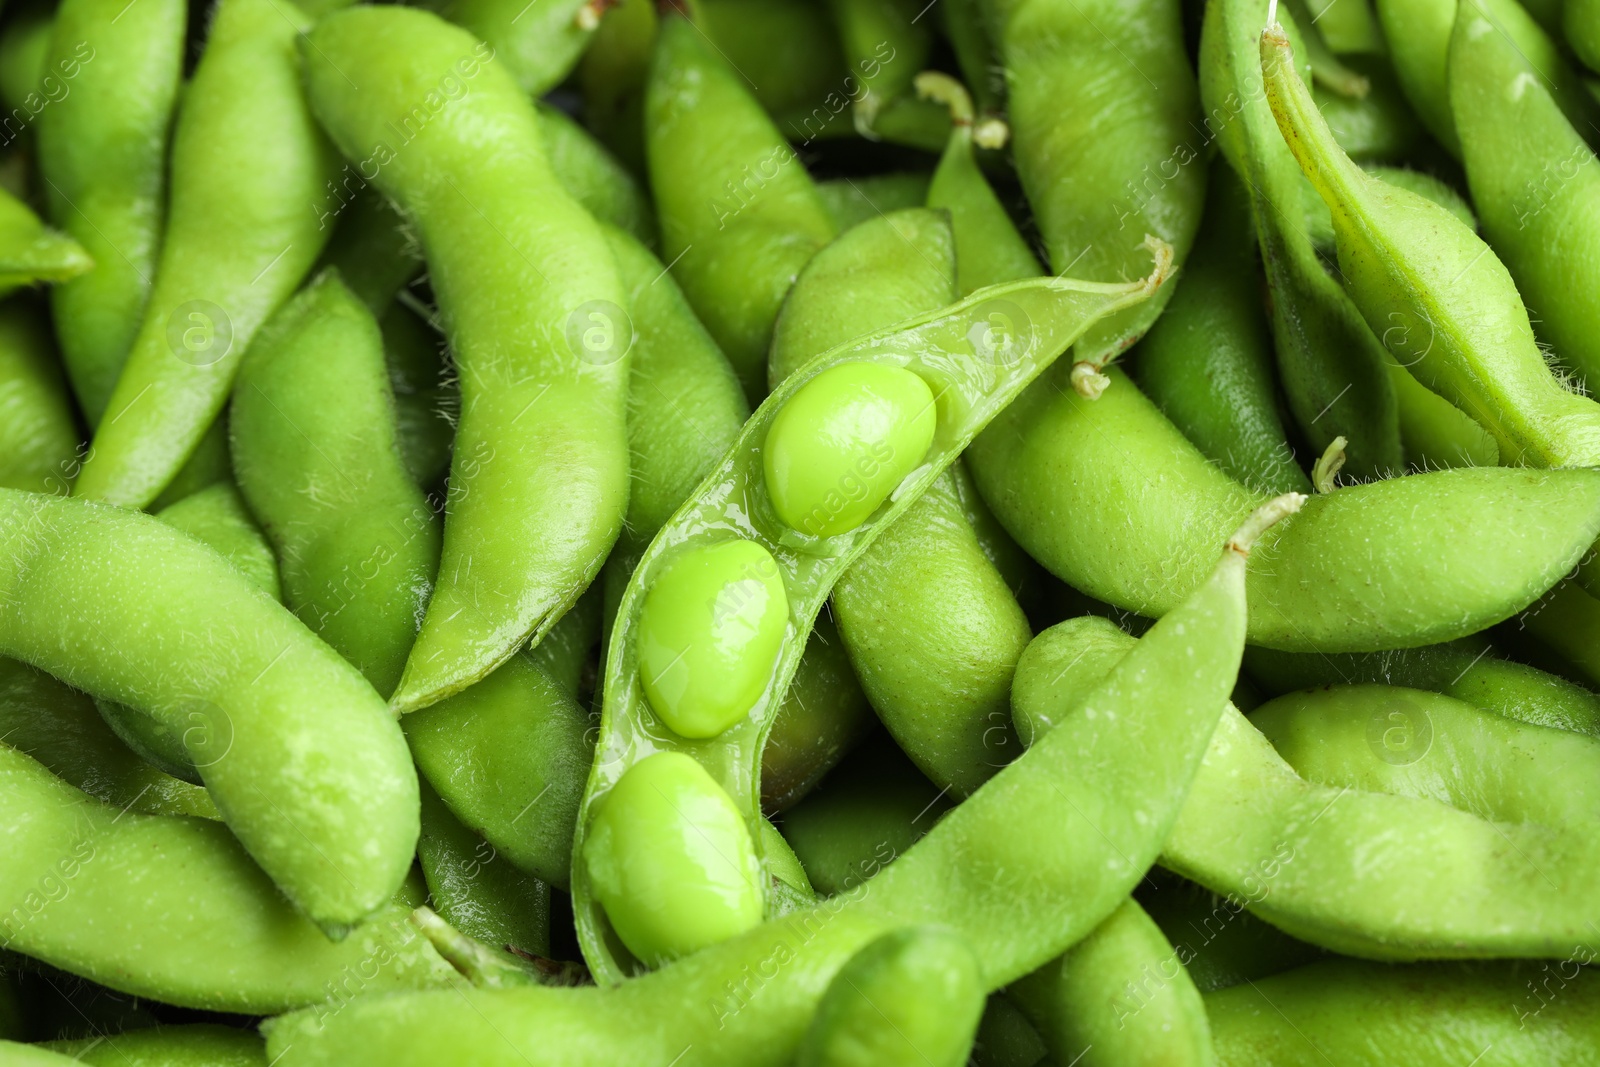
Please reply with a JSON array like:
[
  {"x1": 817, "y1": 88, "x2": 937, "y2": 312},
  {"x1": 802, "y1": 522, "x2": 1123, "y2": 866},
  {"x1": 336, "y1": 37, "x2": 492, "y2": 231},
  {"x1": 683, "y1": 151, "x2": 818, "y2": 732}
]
[
  {"x1": 1010, "y1": 899, "x2": 1215, "y2": 1067},
  {"x1": 699, "y1": 0, "x2": 848, "y2": 136},
  {"x1": 1519, "y1": 581, "x2": 1600, "y2": 691},
  {"x1": 781, "y1": 735, "x2": 953, "y2": 895},
  {"x1": 919, "y1": 73, "x2": 1041, "y2": 297},
  {"x1": 316, "y1": 190, "x2": 422, "y2": 315},
  {"x1": 418, "y1": 0, "x2": 597, "y2": 95},
  {"x1": 796, "y1": 926, "x2": 985, "y2": 1067},
  {"x1": 231, "y1": 272, "x2": 441, "y2": 699},
  {"x1": 968, "y1": 364, "x2": 1600, "y2": 651},
  {"x1": 74, "y1": 0, "x2": 337, "y2": 508},
  {"x1": 0, "y1": 1042, "x2": 79, "y2": 1065},
  {"x1": 577, "y1": 0, "x2": 654, "y2": 175},
  {"x1": 156, "y1": 481, "x2": 280, "y2": 601},
  {"x1": 1452, "y1": 3, "x2": 1600, "y2": 388},
  {"x1": 1207, "y1": 959, "x2": 1600, "y2": 1064},
  {"x1": 771, "y1": 208, "x2": 1031, "y2": 795},
  {"x1": 646, "y1": 11, "x2": 836, "y2": 399},
  {"x1": 305, "y1": 7, "x2": 631, "y2": 713},
  {"x1": 1130, "y1": 161, "x2": 1310, "y2": 495},
  {"x1": 972, "y1": 995, "x2": 1049, "y2": 1067},
  {"x1": 991, "y1": 0, "x2": 1205, "y2": 373},
  {"x1": 1137, "y1": 873, "x2": 1323, "y2": 993},
  {"x1": 418, "y1": 781, "x2": 549, "y2": 958},
  {"x1": 0, "y1": 8, "x2": 53, "y2": 114},
  {"x1": 824, "y1": 0, "x2": 934, "y2": 139},
  {"x1": 528, "y1": 585, "x2": 601, "y2": 699},
  {"x1": 0, "y1": 185, "x2": 90, "y2": 297},
  {"x1": 942, "y1": 0, "x2": 1007, "y2": 128},
  {"x1": 1201, "y1": 0, "x2": 1402, "y2": 476},
  {"x1": 575, "y1": 251, "x2": 1168, "y2": 980},
  {"x1": 761, "y1": 614, "x2": 876, "y2": 814},
  {"x1": 1244, "y1": 639, "x2": 1600, "y2": 738},
  {"x1": 0, "y1": 744, "x2": 454, "y2": 1012},
  {"x1": 1016, "y1": 619, "x2": 1600, "y2": 962},
  {"x1": 265, "y1": 485, "x2": 1281, "y2": 1066},
  {"x1": 0, "y1": 299, "x2": 77, "y2": 495},
  {"x1": 36, "y1": 0, "x2": 182, "y2": 425},
  {"x1": 1378, "y1": 0, "x2": 1592, "y2": 156},
  {"x1": 380, "y1": 302, "x2": 453, "y2": 490},
  {"x1": 815, "y1": 173, "x2": 932, "y2": 232},
  {"x1": 538, "y1": 104, "x2": 656, "y2": 247},
  {"x1": 0, "y1": 490, "x2": 419, "y2": 930},
  {"x1": 45, "y1": 1024, "x2": 267, "y2": 1065},
  {"x1": 1314, "y1": 56, "x2": 1429, "y2": 162},
  {"x1": 0, "y1": 658, "x2": 217, "y2": 819},
  {"x1": 1250, "y1": 684, "x2": 1600, "y2": 827},
  {"x1": 1569, "y1": 0, "x2": 1600, "y2": 73},
  {"x1": 1263, "y1": 12, "x2": 1600, "y2": 475},
  {"x1": 404, "y1": 651, "x2": 590, "y2": 888}
]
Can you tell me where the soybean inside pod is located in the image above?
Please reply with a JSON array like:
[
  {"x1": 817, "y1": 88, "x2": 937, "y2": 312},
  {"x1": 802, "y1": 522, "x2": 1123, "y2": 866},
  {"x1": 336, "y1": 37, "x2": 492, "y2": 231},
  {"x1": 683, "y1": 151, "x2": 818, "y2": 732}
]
[{"x1": 572, "y1": 245, "x2": 1173, "y2": 982}]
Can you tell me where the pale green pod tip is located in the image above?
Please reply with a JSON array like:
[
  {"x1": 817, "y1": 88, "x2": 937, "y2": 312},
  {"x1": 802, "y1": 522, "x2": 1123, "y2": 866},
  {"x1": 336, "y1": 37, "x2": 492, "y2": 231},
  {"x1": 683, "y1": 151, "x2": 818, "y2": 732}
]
[
  {"x1": 764, "y1": 362, "x2": 938, "y2": 537},
  {"x1": 638, "y1": 538, "x2": 790, "y2": 739},
  {"x1": 582, "y1": 751, "x2": 763, "y2": 967}
]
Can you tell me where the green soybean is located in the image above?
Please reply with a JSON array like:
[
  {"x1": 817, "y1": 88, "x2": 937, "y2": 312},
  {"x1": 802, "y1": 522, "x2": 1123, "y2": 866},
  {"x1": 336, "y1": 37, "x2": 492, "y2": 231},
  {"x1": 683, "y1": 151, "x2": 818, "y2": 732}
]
[
  {"x1": 74, "y1": 0, "x2": 337, "y2": 507},
  {"x1": 796, "y1": 926, "x2": 985, "y2": 1067},
  {"x1": 0, "y1": 744, "x2": 455, "y2": 1012},
  {"x1": 992, "y1": 0, "x2": 1205, "y2": 370},
  {"x1": 36, "y1": 0, "x2": 182, "y2": 424},
  {"x1": 304, "y1": 7, "x2": 631, "y2": 713},
  {"x1": 1010, "y1": 899, "x2": 1214, "y2": 1067},
  {"x1": 646, "y1": 10, "x2": 836, "y2": 399},
  {"x1": 967, "y1": 363, "x2": 1600, "y2": 651},
  {"x1": 582, "y1": 751, "x2": 763, "y2": 968},
  {"x1": 0, "y1": 490, "x2": 419, "y2": 931},
  {"x1": 0, "y1": 299, "x2": 77, "y2": 495},
  {"x1": 1131, "y1": 161, "x2": 1310, "y2": 495},
  {"x1": 231, "y1": 272, "x2": 441, "y2": 699}
]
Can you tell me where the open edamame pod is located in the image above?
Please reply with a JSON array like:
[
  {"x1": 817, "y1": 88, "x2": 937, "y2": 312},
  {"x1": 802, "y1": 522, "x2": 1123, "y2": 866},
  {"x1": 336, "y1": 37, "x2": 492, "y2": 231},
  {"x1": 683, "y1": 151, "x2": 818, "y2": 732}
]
[
  {"x1": 0, "y1": 490, "x2": 419, "y2": 931},
  {"x1": 968, "y1": 364, "x2": 1600, "y2": 651},
  {"x1": 266, "y1": 486, "x2": 1282, "y2": 1066},
  {"x1": 1201, "y1": 0, "x2": 1402, "y2": 477},
  {"x1": 304, "y1": 7, "x2": 632, "y2": 713},
  {"x1": 989, "y1": 0, "x2": 1205, "y2": 376},
  {"x1": 1015, "y1": 619, "x2": 1600, "y2": 962},
  {"x1": 0, "y1": 299, "x2": 78, "y2": 496},
  {"x1": 1207, "y1": 958, "x2": 1600, "y2": 1064},
  {"x1": 74, "y1": 0, "x2": 338, "y2": 508},
  {"x1": 572, "y1": 247, "x2": 1171, "y2": 981},
  {"x1": 36, "y1": 0, "x2": 182, "y2": 425},
  {"x1": 1130, "y1": 160, "x2": 1310, "y2": 496},
  {"x1": 1451, "y1": 0, "x2": 1600, "y2": 390},
  {"x1": 0, "y1": 744, "x2": 455, "y2": 1012},
  {"x1": 1009, "y1": 899, "x2": 1214, "y2": 1067},
  {"x1": 231, "y1": 272, "x2": 442, "y2": 700}
]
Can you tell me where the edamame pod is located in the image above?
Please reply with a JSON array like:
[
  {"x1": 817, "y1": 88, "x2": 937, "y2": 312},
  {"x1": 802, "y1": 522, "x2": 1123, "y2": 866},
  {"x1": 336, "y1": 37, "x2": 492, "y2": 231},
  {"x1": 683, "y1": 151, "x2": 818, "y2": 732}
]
[
  {"x1": 44, "y1": 1024, "x2": 267, "y2": 1065},
  {"x1": 36, "y1": 0, "x2": 182, "y2": 424},
  {"x1": 1313, "y1": 56, "x2": 1428, "y2": 162},
  {"x1": 0, "y1": 490, "x2": 419, "y2": 930},
  {"x1": 74, "y1": 0, "x2": 338, "y2": 507},
  {"x1": 538, "y1": 104, "x2": 656, "y2": 247},
  {"x1": 417, "y1": 781, "x2": 549, "y2": 958},
  {"x1": 1137, "y1": 873, "x2": 1322, "y2": 993},
  {"x1": 760, "y1": 615, "x2": 876, "y2": 813},
  {"x1": 774, "y1": 208, "x2": 1030, "y2": 795},
  {"x1": 231, "y1": 272, "x2": 441, "y2": 699},
  {"x1": 380, "y1": 302, "x2": 453, "y2": 490},
  {"x1": 0, "y1": 744, "x2": 454, "y2": 1012},
  {"x1": 316, "y1": 191, "x2": 422, "y2": 314},
  {"x1": 990, "y1": 0, "x2": 1205, "y2": 371},
  {"x1": 1569, "y1": 0, "x2": 1600, "y2": 73},
  {"x1": 1130, "y1": 161, "x2": 1310, "y2": 495},
  {"x1": 1452, "y1": 1, "x2": 1600, "y2": 388},
  {"x1": 419, "y1": 0, "x2": 597, "y2": 95},
  {"x1": 824, "y1": 0, "x2": 934, "y2": 139},
  {"x1": 0, "y1": 299, "x2": 77, "y2": 495},
  {"x1": 0, "y1": 658, "x2": 217, "y2": 819},
  {"x1": 919, "y1": 73, "x2": 1041, "y2": 297},
  {"x1": 265, "y1": 485, "x2": 1282, "y2": 1066},
  {"x1": 1518, "y1": 581, "x2": 1600, "y2": 691},
  {"x1": 1244, "y1": 639, "x2": 1600, "y2": 737},
  {"x1": 796, "y1": 926, "x2": 985, "y2": 1067},
  {"x1": 699, "y1": 0, "x2": 848, "y2": 138},
  {"x1": 816, "y1": 173, "x2": 932, "y2": 232},
  {"x1": 156, "y1": 481, "x2": 281, "y2": 601},
  {"x1": 967, "y1": 364, "x2": 1600, "y2": 651},
  {"x1": 304, "y1": 7, "x2": 631, "y2": 712},
  {"x1": 0, "y1": 189, "x2": 90, "y2": 297},
  {"x1": 646, "y1": 11, "x2": 836, "y2": 398},
  {"x1": 574, "y1": 251, "x2": 1168, "y2": 981},
  {"x1": 1009, "y1": 899, "x2": 1214, "y2": 1067},
  {"x1": 1201, "y1": 0, "x2": 1401, "y2": 476},
  {"x1": 1207, "y1": 959, "x2": 1600, "y2": 1064}
]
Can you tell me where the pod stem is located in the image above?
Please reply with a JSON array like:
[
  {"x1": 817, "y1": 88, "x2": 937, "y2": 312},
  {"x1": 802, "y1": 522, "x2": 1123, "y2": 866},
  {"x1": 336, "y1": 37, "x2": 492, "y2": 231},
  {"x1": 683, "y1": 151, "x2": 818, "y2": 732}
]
[
  {"x1": 915, "y1": 70, "x2": 1013, "y2": 149},
  {"x1": 1226, "y1": 493, "x2": 1307, "y2": 556},
  {"x1": 1069, "y1": 235, "x2": 1175, "y2": 399},
  {"x1": 1312, "y1": 435, "x2": 1348, "y2": 493}
]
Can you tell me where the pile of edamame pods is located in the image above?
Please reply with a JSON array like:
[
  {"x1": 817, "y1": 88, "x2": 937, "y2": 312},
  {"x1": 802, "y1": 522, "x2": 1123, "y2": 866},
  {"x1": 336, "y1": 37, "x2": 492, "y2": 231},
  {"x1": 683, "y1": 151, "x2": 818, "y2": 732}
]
[{"x1": 5, "y1": 0, "x2": 1600, "y2": 1059}]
